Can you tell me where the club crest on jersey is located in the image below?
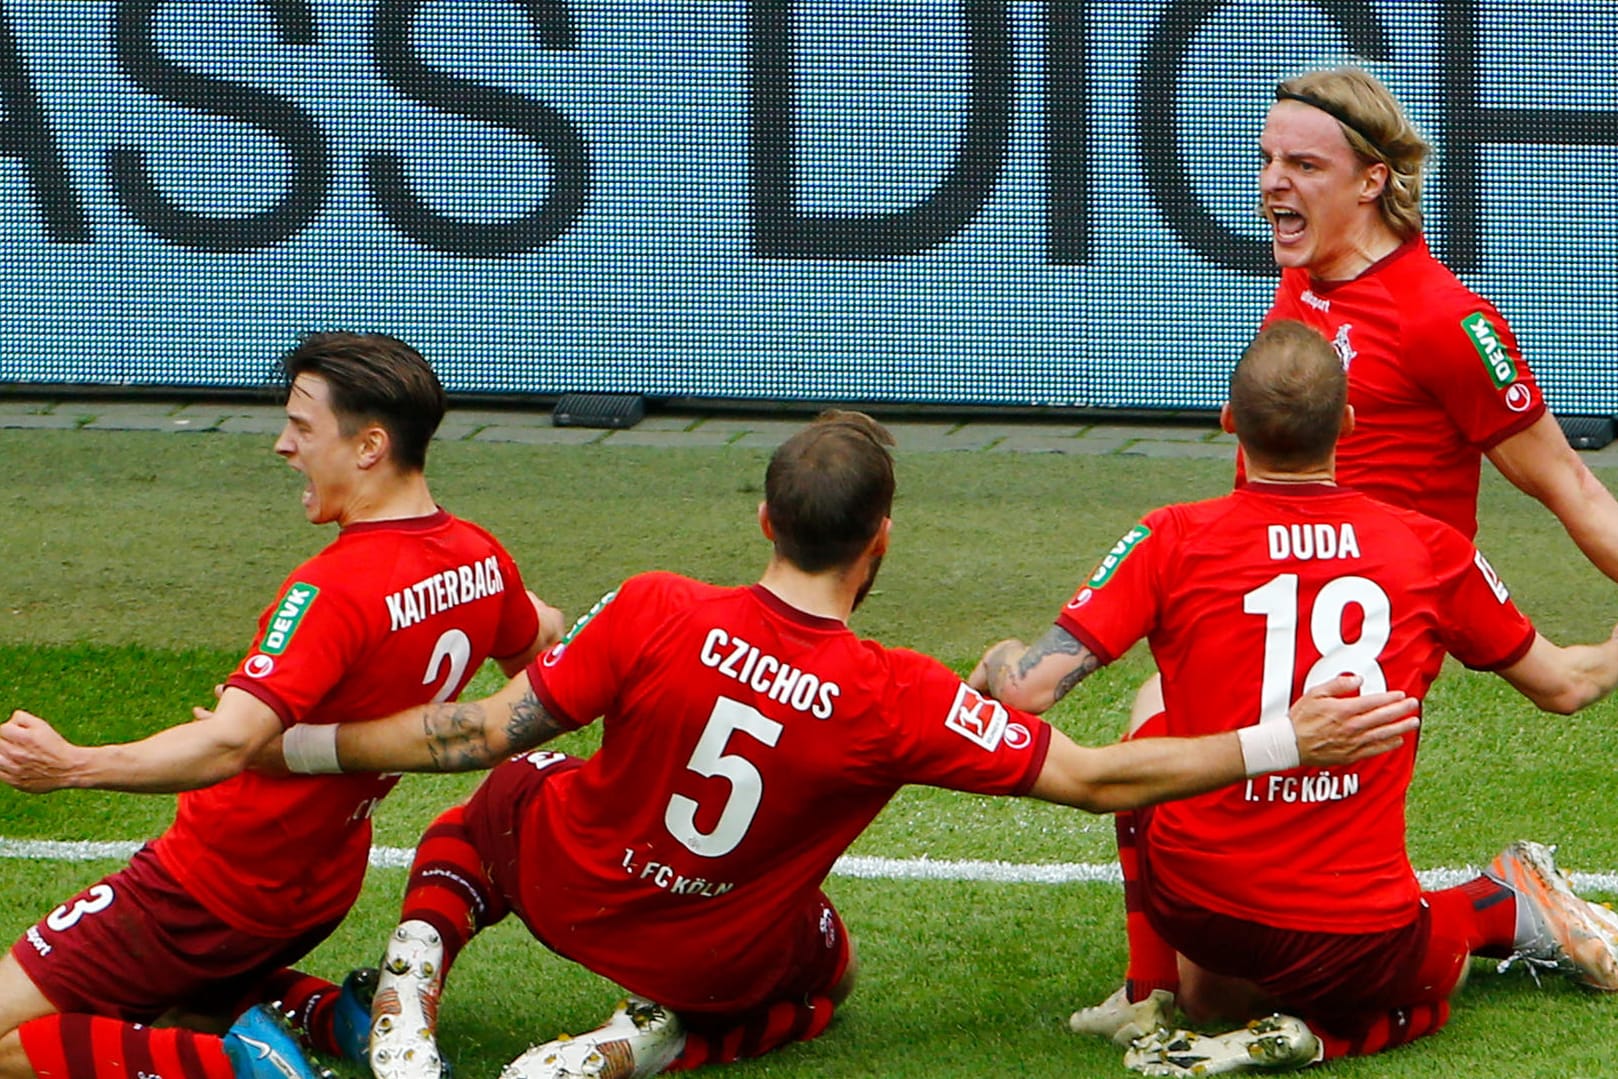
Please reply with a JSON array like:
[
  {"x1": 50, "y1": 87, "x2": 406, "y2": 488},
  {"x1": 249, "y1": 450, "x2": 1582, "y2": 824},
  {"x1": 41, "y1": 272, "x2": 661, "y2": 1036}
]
[
  {"x1": 1331, "y1": 324, "x2": 1355, "y2": 370},
  {"x1": 944, "y1": 684, "x2": 1010, "y2": 751},
  {"x1": 1088, "y1": 525, "x2": 1150, "y2": 588},
  {"x1": 259, "y1": 582, "x2": 318, "y2": 655},
  {"x1": 1473, "y1": 550, "x2": 1510, "y2": 604},
  {"x1": 1463, "y1": 312, "x2": 1518, "y2": 388}
]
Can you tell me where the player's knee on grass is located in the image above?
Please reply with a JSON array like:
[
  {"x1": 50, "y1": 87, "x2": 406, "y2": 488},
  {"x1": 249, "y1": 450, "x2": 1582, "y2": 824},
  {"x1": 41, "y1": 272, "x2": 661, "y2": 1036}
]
[
  {"x1": 829, "y1": 936, "x2": 860, "y2": 1006},
  {"x1": 1176, "y1": 958, "x2": 1275, "y2": 1027}
]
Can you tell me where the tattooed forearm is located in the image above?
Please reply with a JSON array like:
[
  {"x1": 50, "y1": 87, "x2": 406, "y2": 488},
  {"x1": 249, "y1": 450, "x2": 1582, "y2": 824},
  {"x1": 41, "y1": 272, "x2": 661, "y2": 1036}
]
[
  {"x1": 984, "y1": 626, "x2": 1100, "y2": 708},
  {"x1": 504, "y1": 688, "x2": 567, "y2": 755},
  {"x1": 1051, "y1": 646, "x2": 1101, "y2": 702},
  {"x1": 414, "y1": 688, "x2": 566, "y2": 772},
  {"x1": 422, "y1": 702, "x2": 495, "y2": 771}
]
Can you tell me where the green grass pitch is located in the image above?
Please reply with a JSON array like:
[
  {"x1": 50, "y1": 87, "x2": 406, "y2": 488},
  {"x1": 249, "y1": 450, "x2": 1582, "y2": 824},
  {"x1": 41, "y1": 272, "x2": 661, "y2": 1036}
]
[{"x1": 2, "y1": 426, "x2": 1617, "y2": 1077}]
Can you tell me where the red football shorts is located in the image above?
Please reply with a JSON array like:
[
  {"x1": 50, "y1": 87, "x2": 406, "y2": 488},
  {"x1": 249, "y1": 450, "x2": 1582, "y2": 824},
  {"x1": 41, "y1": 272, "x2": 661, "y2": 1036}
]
[
  {"x1": 1138, "y1": 834, "x2": 1455, "y2": 1036},
  {"x1": 463, "y1": 752, "x2": 850, "y2": 1018},
  {"x1": 10, "y1": 845, "x2": 339, "y2": 1021}
]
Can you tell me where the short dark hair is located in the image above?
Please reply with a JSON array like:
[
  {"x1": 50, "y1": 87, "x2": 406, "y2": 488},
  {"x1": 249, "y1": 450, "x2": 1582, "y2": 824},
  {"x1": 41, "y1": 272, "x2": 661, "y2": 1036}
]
[
  {"x1": 280, "y1": 332, "x2": 445, "y2": 471},
  {"x1": 765, "y1": 410, "x2": 896, "y2": 573},
  {"x1": 1229, "y1": 321, "x2": 1347, "y2": 470}
]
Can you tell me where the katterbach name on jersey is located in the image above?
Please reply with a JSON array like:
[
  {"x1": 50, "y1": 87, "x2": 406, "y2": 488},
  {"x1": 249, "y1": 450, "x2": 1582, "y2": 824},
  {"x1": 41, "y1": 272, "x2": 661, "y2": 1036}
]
[{"x1": 384, "y1": 555, "x2": 506, "y2": 631}]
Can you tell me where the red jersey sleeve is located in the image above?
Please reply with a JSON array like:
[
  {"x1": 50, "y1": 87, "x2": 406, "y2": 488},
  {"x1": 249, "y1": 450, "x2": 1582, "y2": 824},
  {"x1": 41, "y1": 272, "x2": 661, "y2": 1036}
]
[
  {"x1": 1054, "y1": 511, "x2": 1171, "y2": 665},
  {"x1": 488, "y1": 541, "x2": 541, "y2": 661},
  {"x1": 878, "y1": 649, "x2": 1051, "y2": 796},
  {"x1": 1404, "y1": 300, "x2": 1544, "y2": 452},
  {"x1": 528, "y1": 574, "x2": 694, "y2": 729},
  {"x1": 1429, "y1": 532, "x2": 1537, "y2": 671},
  {"x1": 225, "y1": 567, "x2": 367, "y2": 727}
]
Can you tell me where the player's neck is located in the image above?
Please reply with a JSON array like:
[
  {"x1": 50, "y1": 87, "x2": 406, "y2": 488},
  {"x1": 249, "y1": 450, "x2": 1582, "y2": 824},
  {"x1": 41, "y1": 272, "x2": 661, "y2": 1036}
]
[
  {"x1": 757, "y1": 559, "x2": 858, "y2": 624},
  {"x1": 1311, "y1": 222, "x2": 1403, "y2": 281},
  {"x1": 338, "y1": 473, "x2": 438, "y2": 527},
  {"x1": 1245, "y1": 465, "x2": 1335, "y2": 485}
]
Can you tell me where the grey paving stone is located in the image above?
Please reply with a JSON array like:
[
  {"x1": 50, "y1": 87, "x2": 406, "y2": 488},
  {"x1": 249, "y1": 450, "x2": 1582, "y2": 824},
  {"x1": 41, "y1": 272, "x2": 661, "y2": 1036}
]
[
  {"x1": 631, "y1": 415, "x2": 707, "y2": 433},
  {"x1": 1083, "y1": 423, "x2": 1221, "y2": 443},
  {"x1": 987, "y1": 434, "x2": 1097, "y2": 454},
  {"x1": 0, "y1": 414, "x2": 80, "y2": 430},
  {"x1": 682, "y1": 417, "x2": 809, "y2": 443},
  {"x1": 887, "y1": 424, "x2": 980, "y2": 451},
  {"x1": 471, "y1": 425, "x2": 605, "y2": 446},
  {"x1": 948, "y1": 422, "x2": 1088, "y2": 442},
  {"x1": 82, "y1": 404, "x2": 198, "y2": 431},
  {"x1": 436, "y1": 408, "x2": 551, "y2": 440},
  {"x1": 218, "y1": 412, "x2": 290, "y2": 435},
  {"x1": 598, "y1": 429, "x2": 740, "y2": 448}
]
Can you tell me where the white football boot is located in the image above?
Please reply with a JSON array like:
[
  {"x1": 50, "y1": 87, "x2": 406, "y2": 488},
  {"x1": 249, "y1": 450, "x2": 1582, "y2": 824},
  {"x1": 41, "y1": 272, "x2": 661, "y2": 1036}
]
[
  {"x1": 369, "y1": 921, "x2": 447, "y2": 1079},
  {"x1": 1069, "y1": 985, "x2": 1176, "y2": 1046},
  {"x1": 500, "y1": 997, "x2": 685, "y2": 1079},
  {"x1": 1487, "y1": 839, "x2": 1618, "y2": 990},
  {"x1": 1124, "y1": 1014, "x2": 1321, "y2": 1076}
]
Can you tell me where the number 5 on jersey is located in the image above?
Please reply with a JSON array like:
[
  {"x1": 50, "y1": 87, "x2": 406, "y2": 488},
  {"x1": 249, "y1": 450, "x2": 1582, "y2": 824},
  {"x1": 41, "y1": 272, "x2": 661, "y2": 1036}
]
[{"x1": 666, "y1": 697, "x2": 783, "y2": 858}]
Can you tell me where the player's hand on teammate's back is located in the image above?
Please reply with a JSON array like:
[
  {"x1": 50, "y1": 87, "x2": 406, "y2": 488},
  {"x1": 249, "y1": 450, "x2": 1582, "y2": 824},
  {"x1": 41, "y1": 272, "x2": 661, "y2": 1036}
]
[
  {"x1": 0, "y1": 710, "x2": 83, "y2": 793},
  {"x1": 1289, "y1": 675, "x2": 1420, "y2": 767}
]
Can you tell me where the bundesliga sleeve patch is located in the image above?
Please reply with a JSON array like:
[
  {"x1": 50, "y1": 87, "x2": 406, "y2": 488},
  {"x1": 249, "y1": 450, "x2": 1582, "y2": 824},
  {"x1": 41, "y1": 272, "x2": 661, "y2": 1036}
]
[
  {"x1": 259, "y1": 582, "x2": 319, "y2": 655},
  {"x1": 1462, "y1": 312, "x2": 1519, "y2": 388},
  {"x1": 944, "y1": 683, "x2": 1010, "y2": 751}
]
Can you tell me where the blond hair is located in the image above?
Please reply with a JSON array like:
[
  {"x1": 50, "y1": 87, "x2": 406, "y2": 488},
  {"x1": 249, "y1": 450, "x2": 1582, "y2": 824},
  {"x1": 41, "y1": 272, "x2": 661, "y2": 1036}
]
[{"x1": 1276, "y1": 67, "x2": 1430, "y2": 239}]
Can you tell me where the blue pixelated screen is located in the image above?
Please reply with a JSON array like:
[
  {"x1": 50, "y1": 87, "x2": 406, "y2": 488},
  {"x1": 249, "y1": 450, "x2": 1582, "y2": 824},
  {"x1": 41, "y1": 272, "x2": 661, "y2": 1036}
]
[{"x1": 0, "y1": 1, "x2": 1612, "y2": 412}]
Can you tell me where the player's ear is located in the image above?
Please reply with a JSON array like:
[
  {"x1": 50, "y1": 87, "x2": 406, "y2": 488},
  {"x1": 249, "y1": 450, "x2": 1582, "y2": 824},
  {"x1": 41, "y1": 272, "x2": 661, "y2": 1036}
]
[
  {"x1": 1340, "y1": 403, "x2": 1356, "y2": 439},
  {"x1": 758, "y1": 501, "x2": 774, "y2": 540},
  {"x1": 1219, "y1": 401, "x2": 1236, "y2": 434},
  {"x1": 1360, "y1": 160, "x2": 1389, "y2": 203},
  {"x1": 869, "y1": 517, "x2": 892, "y2": 558},
  {"x1": 355, "y1": 423, "x2": 389, "y2": 469}
]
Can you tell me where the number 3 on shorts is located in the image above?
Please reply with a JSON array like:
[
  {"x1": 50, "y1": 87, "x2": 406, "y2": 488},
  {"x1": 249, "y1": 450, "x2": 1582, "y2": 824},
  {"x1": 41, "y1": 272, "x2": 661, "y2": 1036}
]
[{"x1": 45, "y1": 884, "x2": 115, "y2": 932}]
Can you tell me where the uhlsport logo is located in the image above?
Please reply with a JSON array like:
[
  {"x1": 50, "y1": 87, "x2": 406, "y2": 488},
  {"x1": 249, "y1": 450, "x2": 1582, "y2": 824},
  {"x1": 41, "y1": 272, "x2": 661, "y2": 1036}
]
[
  {"x1": 259, "y1": 582, "x2": 318, "y2": 655},
  {"x1": 1088, "y1": 525, "x2": 1150, "y2": 588},
  {"x1": 1463, "y1": 312, "x2": 1518, "y2": 388}
]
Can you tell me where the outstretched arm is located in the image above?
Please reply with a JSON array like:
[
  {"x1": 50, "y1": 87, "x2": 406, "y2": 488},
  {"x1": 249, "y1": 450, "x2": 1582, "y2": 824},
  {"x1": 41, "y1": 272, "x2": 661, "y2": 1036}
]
[
  {"x1": 1489, "y1": 415, "x2": 1618, "y2": 585},
  {"x1": 1495, "y1": 625, "x2": 1618, "y2": 715},
  {"x1": 1027, "y1": 675, "x2": 1419, "y2": 813},
  {"x1": 283, "y1": 671, "x2": 573, "y2": 775},
  {"x1": 0, "y1": 688, "x2": 282, "y2": 794},
  {"x1": 970, "y1": 624, "x2": 1102, "y2": 714}
]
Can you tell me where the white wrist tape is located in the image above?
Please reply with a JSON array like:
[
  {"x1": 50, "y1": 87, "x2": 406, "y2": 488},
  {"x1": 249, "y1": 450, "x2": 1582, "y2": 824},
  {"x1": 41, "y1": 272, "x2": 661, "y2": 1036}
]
[
  {"x1": 282, "y1": 723, "x2": 342, "y2": 775},
  {"x1": 1237, "y1": 722, "x2": 1300, "y2": 777}
]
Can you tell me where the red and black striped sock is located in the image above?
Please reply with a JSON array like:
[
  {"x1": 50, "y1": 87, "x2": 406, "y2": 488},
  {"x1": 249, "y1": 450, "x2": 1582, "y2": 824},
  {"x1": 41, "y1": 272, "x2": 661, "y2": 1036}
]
[
  {"x1": 1117, "y1": 807, "x2": 1179, "y2": 1001},
  {"x1": 242, "y1": 968, "x2": 342, "y2": 1057},
  {"x1": 664, "y1": 995, "x2": 835, "y2": 1071},
  {"x1": 1312, "y1": 1000, "x2": 1450, "y2": 1059},
  {"x1": 19, "y1": 1014, "x2": 233, "y2": 1079},
  {"x1": 1424, "y1": 875, "x2": 1518, "y2": 959},
  {"x1": 398, "y1": 804, "x2": 505, "y2": 970}
]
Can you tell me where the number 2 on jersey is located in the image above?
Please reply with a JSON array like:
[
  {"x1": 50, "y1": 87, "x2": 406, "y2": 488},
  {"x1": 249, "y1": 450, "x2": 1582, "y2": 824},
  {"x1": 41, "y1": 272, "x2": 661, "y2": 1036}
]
[
  {"x1": 666, "y1": 697, "x2": 784, "y2": 858},
  {"x1": 1244, "y1": 573, "x2": 1390, "y2": 727},
  {"x1": 423, "y1": 628, "x2": 472, "y2": 703}
]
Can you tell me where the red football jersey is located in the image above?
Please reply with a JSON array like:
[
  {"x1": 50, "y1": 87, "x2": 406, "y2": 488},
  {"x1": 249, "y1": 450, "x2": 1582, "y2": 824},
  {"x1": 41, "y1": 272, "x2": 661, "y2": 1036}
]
[
  {"x1": 1058, "y1": 482, "x2": 1534, "y2": 933},
  {"x1": 153, "y1": 510, "x2": 538, "y2": 936},
  {"x1": 1256, "y1": 234, "x2": 1544, "y2": 538},
  {"x1": 521, "y1": 572, "x2": 1051, "y2": 1011}
]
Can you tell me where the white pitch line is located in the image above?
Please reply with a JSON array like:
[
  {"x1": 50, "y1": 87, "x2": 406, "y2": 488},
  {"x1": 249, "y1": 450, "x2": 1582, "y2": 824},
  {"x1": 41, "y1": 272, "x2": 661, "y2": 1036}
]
[{"x1": 6, "y1": 837, "x2": 1618, "y2": 894}]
